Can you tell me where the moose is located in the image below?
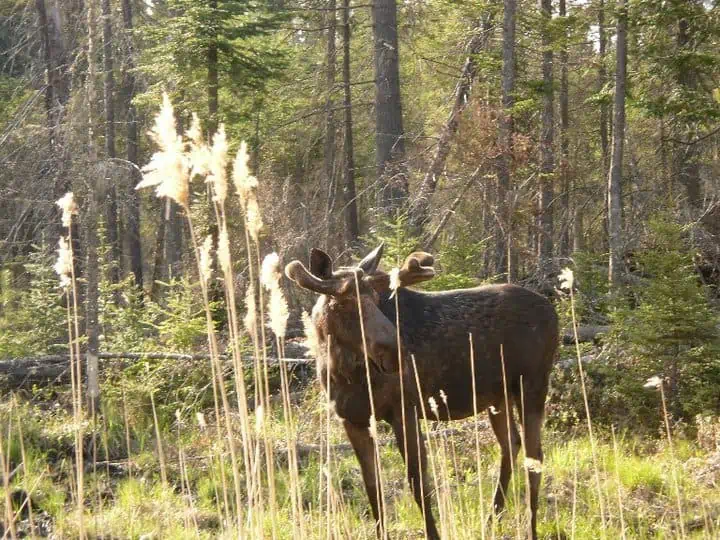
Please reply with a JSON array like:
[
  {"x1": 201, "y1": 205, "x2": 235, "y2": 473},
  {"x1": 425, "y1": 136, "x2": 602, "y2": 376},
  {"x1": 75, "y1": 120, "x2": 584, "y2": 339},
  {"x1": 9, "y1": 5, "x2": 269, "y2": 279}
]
[{"x1": 285, "y1": 245, "x2": 559, "y2": 540}]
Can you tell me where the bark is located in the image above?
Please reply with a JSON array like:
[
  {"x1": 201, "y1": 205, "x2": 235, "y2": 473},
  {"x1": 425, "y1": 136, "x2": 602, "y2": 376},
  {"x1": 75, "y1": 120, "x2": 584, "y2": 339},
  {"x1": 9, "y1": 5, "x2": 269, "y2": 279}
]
[
  {"x1": 121, "y1": 0, "x2": 143, "y2": 289},
  {"x1": 325, "y1": 0, "x2": 338, "y2": 244},
  {"x1": 35, "y1": 0, "x2": 69, "y2": 147},
  {"x1": 372, "y1": 0, "x2": 408, "y2": 211},
  {"x1": 408, "y1": 17, "x2": 492, "y2": 236},
  {"x1": 608, "y1": 0, "x2": 627, "y2": 287},
  {"x1": 208, "y1": 0, "x2": 219, "y2": 136},
  {"x1": 674, "y1": 10, "x2": 702, "y2": 210},
  {"x1": 496, "y1": 0, "x2": 517, "y2": 282},
  {"x1": 598, "y1": 0, "x2": 609, "y2": 176},
  {"x1": 102, "y1": 0, "x2": 120, "y2": 288},
  {"x1": 86, "y1": 0, "x2": 101, "y2": 411},
  {"x1": 342, "y1": 0, "x2": 359, "y2": 245},
  {"x1": 559, "y1": 0, "x2": 571, "y2": 256},
  {"x1": 537, "y1": 0, "x2": 555, "y2": 278}
]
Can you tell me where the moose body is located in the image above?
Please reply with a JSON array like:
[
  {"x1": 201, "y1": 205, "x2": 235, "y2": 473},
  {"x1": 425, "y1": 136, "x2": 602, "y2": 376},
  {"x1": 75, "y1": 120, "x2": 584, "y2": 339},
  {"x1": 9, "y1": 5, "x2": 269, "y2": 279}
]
[{"x1": 287, "y1": 246, "x2": 559, "y2": 540}]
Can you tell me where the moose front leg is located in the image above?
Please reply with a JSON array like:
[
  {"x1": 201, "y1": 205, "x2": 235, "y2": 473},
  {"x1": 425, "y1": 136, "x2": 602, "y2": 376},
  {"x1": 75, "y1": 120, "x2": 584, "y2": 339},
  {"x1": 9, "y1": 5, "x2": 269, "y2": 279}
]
[
  {"x1": 391, "y1": 408, "x2": 440, "y2": 540},
  {"x1": 343, "y1": 419, "x2": 387, "y2": 539}
]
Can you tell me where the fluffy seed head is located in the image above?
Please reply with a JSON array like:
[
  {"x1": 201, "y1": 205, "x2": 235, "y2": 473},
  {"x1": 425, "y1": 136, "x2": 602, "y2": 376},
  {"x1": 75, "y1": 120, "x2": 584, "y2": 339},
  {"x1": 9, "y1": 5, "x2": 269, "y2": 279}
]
[
  {"x1": 207, "y1": 124, "x2": 229, "y2": 204},
  {"x1": 558, "y1": 267, "x2": 575, "y2": 291},
  {"x1": 524, "y1": 457, "x2": 543, "y2": 473},
  {"x1": 245, "y1": 193, "x2": 263, "y2": 242},
  {"x1": 260, "y1": 253, "x2": 281, "y2": 290},
  {"x1": 244, "y1": 284, "x2": 258, "y2": 338},
  {"x1": 217, "y1": 227, "x2": 231, "y2": 274},
  {"x1": 302, "y1": 311, "x2": 322, "y2": 361},
  {"x1": 232, "y1": 141, "x2": 257, "y2": 207},
  {"x1": 368, "y1": 415, "x2": 378, "y2": 438},
  {"x1": 56, "y1": 192, "x2": 78, "y2": 229},
  {"x1": 644, "y1": 375, "x2": 663, "y2": 389},
  {"x1": 187, "y1": 113, "x2": 211, "y2": 179},
  {"x1": 428, "y1": 396, "x2": 439, "y2": 417},
  {"x1": 137, "y1": 93, "x2": 189, "y2": 208},
  {"x1": 54, "y1": 237, "x2": 73, "y2": 288},
  {"x1": 199, "y1": 235, "x2": 213, "y2": 284},
  {"x1": 389, "y1": 267, "x2": 400, "y2": 298},
  {"x1": 196, "y1": 412, "x2": 207, "y2": 430}
]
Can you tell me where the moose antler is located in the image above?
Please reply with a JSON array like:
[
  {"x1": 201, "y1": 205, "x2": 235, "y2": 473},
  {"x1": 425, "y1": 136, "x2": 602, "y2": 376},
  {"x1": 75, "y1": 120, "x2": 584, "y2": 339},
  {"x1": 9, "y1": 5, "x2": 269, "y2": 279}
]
[{"x1": 285, "y1": 260, "x2": 360, "y2": 296}]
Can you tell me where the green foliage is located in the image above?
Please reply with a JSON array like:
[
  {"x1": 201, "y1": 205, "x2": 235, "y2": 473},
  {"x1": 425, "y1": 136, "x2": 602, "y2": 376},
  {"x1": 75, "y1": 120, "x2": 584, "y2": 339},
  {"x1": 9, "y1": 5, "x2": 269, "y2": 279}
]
[
  {"x1": 362, "y1": 212, "x2": 419, "y2": 268},
  {"x1": 611, "y1": 217, "x2": 720, "y2": 421},
  {"x1": 0, "y1": 247, "x2": 68, "y2": 357}
]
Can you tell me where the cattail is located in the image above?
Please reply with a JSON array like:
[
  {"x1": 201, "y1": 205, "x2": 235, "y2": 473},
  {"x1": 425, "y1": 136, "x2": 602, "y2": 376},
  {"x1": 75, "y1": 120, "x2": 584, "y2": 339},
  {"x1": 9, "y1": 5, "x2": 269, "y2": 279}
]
[
  {"x1": 136, "y1": 93, "x2": 189, "y2": 209},
  {"x1": 302, "y1": 311, "x2": 322, "y2": 361},
  {"x1": 524, "y1": 457, "x2": 543, "y2": 473},
  {"x1": 389, "y1": 267, "x2": 400, "y2": 298},
  {"x1": 207, "y1": 124, "x2": 229, "y2": 204},
  {"x1": 368, "y1": 415, "x2": 378, "y2": 438},
  {"x1": 644, "y1": 375, "x2": 663, "y2": 389},
  {"x1": 243, "y1": 284, "x2": 258, "y2": 337},
  {"x1": 56, "y1": 192, "x2": 77, "y2": 229},
  {"x1": 199, "y1": 235, "x2": 213, "y2": 285},
  {"x1": 439, "y1": 389, "x2": 448, "y2": 406},
  {"x1": 428, "y1": 396, "x2": 439, "y2": 418},
  {"x1": 54, "y1": 237, "x2": 72, "y2": 288},
  {"x1": 558, "y1": 267, "x2": 574, "y2": 291},
  {"x1": 217, "y1": 226, "x2": 231, "y2": 274},
  {"x1": 232, "y1": 141, "x2": 256, "y2": 207},
  {"x1": 187, "y1": 113, "x2": 210, "y2": 179},
  {"x1": 261, "y1": 253, "x2": 289, "y2": 339},
  {"x1": 245, "y1": 191, "x2": 263, "y2": 243}
]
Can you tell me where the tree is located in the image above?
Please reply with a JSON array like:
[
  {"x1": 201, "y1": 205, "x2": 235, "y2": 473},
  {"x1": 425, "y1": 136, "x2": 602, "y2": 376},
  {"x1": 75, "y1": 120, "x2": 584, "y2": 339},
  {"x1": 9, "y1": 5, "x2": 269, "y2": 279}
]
[
  {"x1": 608, "y1": 0, "x2": 627, "y2": 287},
  {"x1": 121, "y1": 0, "x2": 143, "y2": 289},
  {"x1": 372, "y1": 0, "x2": 408, "y2": 211},
  {"x1": 101, "y1": 0, "x2": 120, "y2": 287},
  {"x1": 496, "y1": 0, "x2": 517, "y2": 282},
  {"x1": 559, "y1": 0, "x2": 571, "y2": 256},
  {"x1": 341, "y1": 0, "x2": 359, "y2": 245},
  {"x1": 537, "y1": 0, "x2": 555, "y2": 278},
  {"x1": 324, "y1": 0, "x2": 338, "y2": 244}
]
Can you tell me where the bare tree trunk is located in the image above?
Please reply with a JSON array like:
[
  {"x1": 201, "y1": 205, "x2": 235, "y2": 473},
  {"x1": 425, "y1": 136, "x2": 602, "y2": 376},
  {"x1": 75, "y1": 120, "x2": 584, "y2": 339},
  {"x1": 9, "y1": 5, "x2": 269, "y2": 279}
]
[
  {"x1": 608, "y1": 0, "x2": 627, "y2": 287},
  {"x1": 324, "y1": 0, "x2": 338, "y2": 245},
  {"x1": 86, "y1": 0, "x2": 101, "y2": 411},
  {"x1": 408, "y1": 16, "x2": 492, "y2": 236},
  {"x1": 598, "y1": 0, "x2": 609, "y2": 176},
  {"x1": 496, "y1": 0, "x2": 516, "y2": 282},
  {"x1": 342, "y1": 0, "x2": 359, "y2": 245},
  {"x1": 559, "y1": 0, "x2": 571, "y2": 257},
  {"x1": 372, "y1": 0, "x2": 408, "y2": 211},
  {"x1": 208, "y1": 0, "x2": 219, "y2": 136},
  {"x1": 121, "y1": 0, "x2": 143, "y2": 289},
  {"x1": 674, "y1": 10, "x2": 702, "y2": 211},
  {"x1": 101, "y1": 0, "x2": 120, "y2": 289},
  {"x1": 538, "y1": 0, "x2": 555, "y2": 279}
]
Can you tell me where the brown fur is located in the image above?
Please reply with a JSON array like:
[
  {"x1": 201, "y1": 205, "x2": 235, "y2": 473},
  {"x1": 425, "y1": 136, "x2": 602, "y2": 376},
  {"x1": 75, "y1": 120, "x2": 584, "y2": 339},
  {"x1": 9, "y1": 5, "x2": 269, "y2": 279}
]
[{"x1": 286, "y1": 245, "x2": 559, "y2": 540}]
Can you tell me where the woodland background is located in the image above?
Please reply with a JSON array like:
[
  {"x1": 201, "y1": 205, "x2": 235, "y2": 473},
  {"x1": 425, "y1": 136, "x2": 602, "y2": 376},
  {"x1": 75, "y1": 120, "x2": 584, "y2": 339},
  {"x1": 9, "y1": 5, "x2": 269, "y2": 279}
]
[{"x1": 0, "y1": 0, "x2": 719, "y2": 538}]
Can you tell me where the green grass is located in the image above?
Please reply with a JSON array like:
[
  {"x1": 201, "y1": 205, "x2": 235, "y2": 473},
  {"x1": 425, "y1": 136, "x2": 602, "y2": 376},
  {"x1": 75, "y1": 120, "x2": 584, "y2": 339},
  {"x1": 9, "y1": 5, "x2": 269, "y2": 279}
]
[{"x1": 1, "y1": 389, "x2": 719, "y2": 539}]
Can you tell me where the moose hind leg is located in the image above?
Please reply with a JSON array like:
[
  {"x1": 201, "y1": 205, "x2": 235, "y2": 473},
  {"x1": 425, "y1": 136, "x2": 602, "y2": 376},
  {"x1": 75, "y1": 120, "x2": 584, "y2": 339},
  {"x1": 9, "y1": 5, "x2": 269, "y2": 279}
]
[
  {"x1": 391, "y1": 409, "x2": 440, "y2": 540},
  {"x1": 520, "y1": 408, "x2": 545, "y2": 540},
  {"x1": 488, "y1": 399, "x2": 521, "y2": 516},
  {"x1": 343, "y1": 420, "x2": 386, "y2": 539}
]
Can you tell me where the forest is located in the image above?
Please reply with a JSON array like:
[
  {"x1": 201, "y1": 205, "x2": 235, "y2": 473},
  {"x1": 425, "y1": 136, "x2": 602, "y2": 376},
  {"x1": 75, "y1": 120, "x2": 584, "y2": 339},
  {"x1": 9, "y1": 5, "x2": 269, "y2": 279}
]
[{"x1": 0, "y1": 0, "x2": 719, "y2": 537}]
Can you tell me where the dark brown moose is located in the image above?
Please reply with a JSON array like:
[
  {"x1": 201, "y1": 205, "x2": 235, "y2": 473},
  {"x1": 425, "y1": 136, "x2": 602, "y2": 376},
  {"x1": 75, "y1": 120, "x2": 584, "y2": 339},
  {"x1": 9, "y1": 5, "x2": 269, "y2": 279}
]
[{"x1": 285, "y1": 245, "x2": 559, "y2": 540}]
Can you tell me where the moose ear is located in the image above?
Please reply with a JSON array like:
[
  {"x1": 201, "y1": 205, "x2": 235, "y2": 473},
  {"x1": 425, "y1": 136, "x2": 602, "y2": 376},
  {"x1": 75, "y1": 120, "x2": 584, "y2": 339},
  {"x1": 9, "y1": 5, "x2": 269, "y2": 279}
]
[
  {"x1": 358, "y1": 243, "x2": 384, "y2": 274},
  {"x1": 310, "y1": 248, "x2": 333, "y2": 279}
]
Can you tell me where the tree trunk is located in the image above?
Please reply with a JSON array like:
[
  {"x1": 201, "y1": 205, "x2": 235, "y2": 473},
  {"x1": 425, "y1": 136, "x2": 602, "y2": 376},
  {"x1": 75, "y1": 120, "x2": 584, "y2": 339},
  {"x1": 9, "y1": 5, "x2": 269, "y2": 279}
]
[
  {"x1": 324, "y1": 0, "x2": 338, "y2": 245},
  {"x1": 496, "y1": 0, "x2": 517, "y2": 282},
  {"x1": 674, "y1": 10, "x2": 702, "y2": 211},
  {"x1": 101, "y1": 0, "x2": 120, "y2": 289},
  {"x1": 408, "y1": 17, "x2": 492, "y2": 236},
  {"x1": 537, "y1": 0, "x2": 555, "y2": 279},
  {"x1": 372, "y1": 0, "x2": 408, "y2": 211},
  {"x1": 86, "y1": 0, "x2": 101, "y2": 411},
  {"x1": 608, "y1": 0, "x2": 627, "y2": 287},
  {"x1": 598, "y1": 0, "x2": 609, "y2": 176},
  {"x1": 342, "y1": 0, "x2": 359, "y2": 245},
  {"x1": 559, "y1": 0, "x2": 571, "y2": 257},
  {"x1": 208, "y1": 0, "x2": 219, "y2": 136},
  {"x1": 121, "y1": 0, "x2": 143, "y2": 289}
]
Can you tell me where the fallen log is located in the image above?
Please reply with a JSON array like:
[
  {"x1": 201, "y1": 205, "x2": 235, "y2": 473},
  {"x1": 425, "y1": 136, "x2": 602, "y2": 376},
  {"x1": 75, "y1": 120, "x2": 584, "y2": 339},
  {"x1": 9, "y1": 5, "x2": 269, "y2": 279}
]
[
  {"x1": 0, "y1": 352, "x2": 312, "y2": 389},
  {"x1": 562, "y1": 325, "x2": 611, "y2": 345}
]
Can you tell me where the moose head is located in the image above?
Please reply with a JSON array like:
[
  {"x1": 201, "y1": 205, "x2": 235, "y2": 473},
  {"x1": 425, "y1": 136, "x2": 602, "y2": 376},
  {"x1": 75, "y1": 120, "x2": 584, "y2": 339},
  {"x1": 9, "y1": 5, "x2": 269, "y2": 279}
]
[{"x1": 285, "y1": 244, "x2": 435, "y2": 373}]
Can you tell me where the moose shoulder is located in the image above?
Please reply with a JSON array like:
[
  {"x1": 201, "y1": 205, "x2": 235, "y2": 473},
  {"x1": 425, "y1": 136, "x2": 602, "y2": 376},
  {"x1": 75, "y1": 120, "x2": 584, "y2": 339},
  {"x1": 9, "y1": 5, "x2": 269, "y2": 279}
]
[{"x1": 285, "y1": 245, "x2": 559, "y2": 540}]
